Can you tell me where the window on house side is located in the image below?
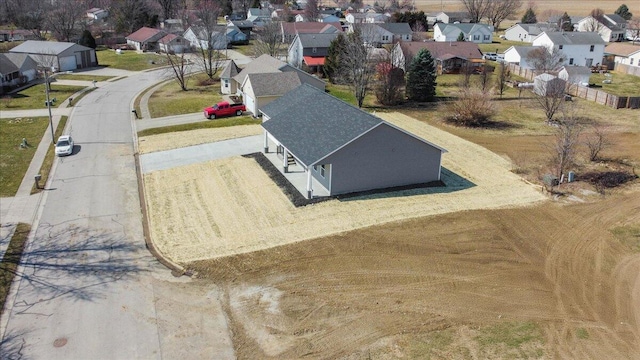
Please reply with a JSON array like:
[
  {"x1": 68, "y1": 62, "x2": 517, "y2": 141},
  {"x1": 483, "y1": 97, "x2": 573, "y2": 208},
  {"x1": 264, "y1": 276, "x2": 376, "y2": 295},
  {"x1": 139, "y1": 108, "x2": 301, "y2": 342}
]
[
  {"x1": 569, "y1": 58, "x2": 574, "y2": 65},
  {"x1": 312, "y1": 47, "x2": 317, "y2": 53},
  {"x1": 590, "y1": 45, "x2": 594, "y2": 52},
  {"x1": 559, "y1": 45, "x2": 563, "y2": 49},
  {"x1": 320, "y1": 165, "x2": 325, "y2": 177},
  {"x1": 473, "y1": 35, "x2": 480, "y2": 40}
]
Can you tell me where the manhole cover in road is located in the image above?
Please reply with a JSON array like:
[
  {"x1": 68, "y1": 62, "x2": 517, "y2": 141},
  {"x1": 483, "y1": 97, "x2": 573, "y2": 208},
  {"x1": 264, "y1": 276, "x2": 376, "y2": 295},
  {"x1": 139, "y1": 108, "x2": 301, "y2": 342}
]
[{"x1": 53, "y1": 338, "x2": 67, "y2": 348}]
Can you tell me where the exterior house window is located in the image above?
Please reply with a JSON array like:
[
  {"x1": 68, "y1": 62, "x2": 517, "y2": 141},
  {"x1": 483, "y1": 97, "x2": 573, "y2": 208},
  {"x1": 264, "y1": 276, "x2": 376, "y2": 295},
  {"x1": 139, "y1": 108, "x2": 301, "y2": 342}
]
[
  {"x1": 320, "y1": 164, "x2": 326, "y2": 177},
  {"x1": 569, "y1": 58, "x2": 574, "y2": 65},
  {"x1": 558, "y1": 45, "x2": 563, "y2": 49},
  {"x1": 590, "y1": 45, "x2": 594, "y2": 52},
  {"x1": 224, "y1": 79, "x2": 229, "y2": 88},
  {"x1": 630, "y1": 58, "x2": 634, "y2": 65},
  {"x1": 473, "y1": 34, "x2": 480, "y2": 40},
  {"x1": 483, "y1": 35, "x2": 490, "y2": 40},
  {"x1": 312, "y1": 47, "x2": 317, "y2": 53},
  {"x1": 382, "y1": 35, "x2": 389, "y2": 41}
]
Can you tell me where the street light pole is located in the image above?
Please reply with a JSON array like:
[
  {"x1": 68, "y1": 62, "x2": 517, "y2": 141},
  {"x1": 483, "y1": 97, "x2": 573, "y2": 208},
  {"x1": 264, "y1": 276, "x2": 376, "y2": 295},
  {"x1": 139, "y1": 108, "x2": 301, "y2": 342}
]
[{"x1": 43, "y1": 67, "x2": 55, "y2": 145}]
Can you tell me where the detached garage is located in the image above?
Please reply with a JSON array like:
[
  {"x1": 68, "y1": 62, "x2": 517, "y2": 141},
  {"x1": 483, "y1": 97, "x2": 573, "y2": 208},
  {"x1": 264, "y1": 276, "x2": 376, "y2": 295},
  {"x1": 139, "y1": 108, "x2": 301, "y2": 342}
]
[
  {"x1": 261, "y1": 84, "x2": 447, "y2": 198},
  {"x1": 10, "y1": 41, "x2": 97, "y2": 72}
]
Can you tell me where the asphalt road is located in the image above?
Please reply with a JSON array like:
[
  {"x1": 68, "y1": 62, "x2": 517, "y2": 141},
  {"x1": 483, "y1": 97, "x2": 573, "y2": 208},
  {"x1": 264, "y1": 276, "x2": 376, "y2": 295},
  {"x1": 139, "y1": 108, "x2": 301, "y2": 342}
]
[{"x1": 1, "y1": 69, "x2": 235, "y2": 359}]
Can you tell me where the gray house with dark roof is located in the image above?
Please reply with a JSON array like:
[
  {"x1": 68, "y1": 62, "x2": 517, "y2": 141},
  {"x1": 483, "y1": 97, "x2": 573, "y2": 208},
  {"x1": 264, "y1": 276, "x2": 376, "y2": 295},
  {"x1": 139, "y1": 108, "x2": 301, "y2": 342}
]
[{"x1": 261, "y1": 84, "x2": 446, "y2": 198}]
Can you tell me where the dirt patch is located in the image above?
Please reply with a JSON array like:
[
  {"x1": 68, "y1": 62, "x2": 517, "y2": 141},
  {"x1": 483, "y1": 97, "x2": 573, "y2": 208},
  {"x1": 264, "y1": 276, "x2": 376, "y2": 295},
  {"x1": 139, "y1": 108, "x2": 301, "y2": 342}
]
[
  {"x1": 190, "y1": 187, "x2": 640, "y2": 359},
  {"x1": 143, "y1": 112, "x2": 546, "y2": 263},
  {"x1": 137, "y1": 124, "x2": 262, "y2": 154}
]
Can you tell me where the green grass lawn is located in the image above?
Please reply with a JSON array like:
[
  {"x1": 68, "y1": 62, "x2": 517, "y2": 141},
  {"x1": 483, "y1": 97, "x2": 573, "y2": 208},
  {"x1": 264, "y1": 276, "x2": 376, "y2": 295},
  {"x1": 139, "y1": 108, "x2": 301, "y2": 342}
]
[
  {"x1": 137, "y1": 116, "x2": 261, "y2": 137},
  {"x1": 1, "y1": 84, "x2": 85, "y2": 110},
  {"x1": 588, "y1": 72, "x2": 640, "y2": 97},
  {"x1": 96, "y1": 49, "x2": 169, "y2": 71},
  {"x1": 32, "y1": 116, "x2": 68, "y2": 194},
  {"x1": 0, "y1": 223, "x2": 30, "y2": 312},
  {"x1": 147, "y1": 73, "x2": 223, "y2": 118},
  {"x1": 478, "y1": 39, "x2": 526, "y2": 54},
  {"x1": 53, "y1": 74, "x2": 114, "y2": 82},
  {"x1": 0, "y1": 117, "x2": 49, "y2": 197}
]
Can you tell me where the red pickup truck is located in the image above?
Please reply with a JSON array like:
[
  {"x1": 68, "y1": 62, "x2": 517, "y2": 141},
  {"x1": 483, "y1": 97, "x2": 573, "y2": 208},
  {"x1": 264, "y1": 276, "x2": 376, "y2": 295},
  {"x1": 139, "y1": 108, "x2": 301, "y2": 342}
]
[{"x1": 203, "y1": 101, "x2": 246, "y2": 119}]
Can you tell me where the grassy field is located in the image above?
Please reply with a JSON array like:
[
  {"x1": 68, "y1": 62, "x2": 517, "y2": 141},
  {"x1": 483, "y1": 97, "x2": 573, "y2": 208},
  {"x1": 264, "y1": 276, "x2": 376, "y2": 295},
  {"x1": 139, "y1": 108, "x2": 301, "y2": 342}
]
[
  {"x1": 53, "y1": 74, "x2": 114, "y2": 82},
  {"x1": 147, "y1": 73, "x2": 222, "y2": 118},
  {"x1": 96, "y1": 49, "x2": 169, "y2": 71},
  {"x1": 0, "y1": 223, "x2": 30, "y2": 312},
  {"x1": 589, "y1": 72, "x2": 640, "y2": 96},
  {"x1": 32, "y1": 116, "x2": 68, "y2": 194},
  {"x1": 0, "y1": 84, "x2": 85, "y2": 110},
  {"x1": 0, "y1": 117, "x2": 49, "y2": 197}
]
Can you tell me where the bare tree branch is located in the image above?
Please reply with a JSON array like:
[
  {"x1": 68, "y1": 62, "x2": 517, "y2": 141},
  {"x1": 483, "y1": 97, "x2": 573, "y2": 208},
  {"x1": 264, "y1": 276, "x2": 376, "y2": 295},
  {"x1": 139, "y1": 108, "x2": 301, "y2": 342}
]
[
  {"x1": 485, "y1": 0, "x2": 522, "y2": 29},
  {"x1": 253, "y1": 21, "x2": 283, "y2": 57},
  {"x1": 459, "y1": 0, "x2": 490, "y2": 23}
]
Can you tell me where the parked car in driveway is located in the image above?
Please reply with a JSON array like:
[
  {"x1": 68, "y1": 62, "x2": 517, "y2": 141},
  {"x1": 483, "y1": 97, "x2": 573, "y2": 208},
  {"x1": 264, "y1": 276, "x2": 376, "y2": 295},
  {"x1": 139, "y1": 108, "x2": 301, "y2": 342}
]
[
  {"x1": 203, "y1": 101, "x2": 246, "y2": 119},
  {"x1": 55, "y1": 135, "x2": 74, "y2": 156},
  {"x1": 482, "y1": 52, "x2": 497, "y2": 60}
]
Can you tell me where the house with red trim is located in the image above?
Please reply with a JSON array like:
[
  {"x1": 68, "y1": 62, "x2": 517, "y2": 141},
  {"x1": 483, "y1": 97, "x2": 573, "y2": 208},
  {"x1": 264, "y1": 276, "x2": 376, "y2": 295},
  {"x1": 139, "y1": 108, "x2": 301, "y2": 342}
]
[{"x1": 288, "y1": 33, "x2": 338, "y2": 73}]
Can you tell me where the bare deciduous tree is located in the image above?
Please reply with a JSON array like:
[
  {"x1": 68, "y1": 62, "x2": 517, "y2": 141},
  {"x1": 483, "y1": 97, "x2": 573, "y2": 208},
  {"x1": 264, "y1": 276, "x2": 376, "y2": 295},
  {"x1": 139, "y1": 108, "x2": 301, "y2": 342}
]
[
  {"x1": 459, "y1": 0, "x2": 490, "y2": 23},
  {"x1": 551, "y1": 110, "x2": 582, "y2": 178},
  {"x1": 156, "y1": 0, "x2": 179, "y2": 19},
  {"x1": 585, "y1": 125, "x2": 609, "y2": 161},
  {"x1": 192, "y1": 1, "x2": 226, "y2": 79},
  {"x1": 304, "y1": 0, "x2": 321, "y2": 21},
  {"x1": 627, "y1": 17, "x2": 640, "y2": 43},
  {"x1": 525, "y1": 46, "x2": 566, "y2": 74},
  {"x1": 341, "y1": 26, "x2": 377, "y2": 108},
  {"x1": 46, "y1": 0, "x2": 86, "y2": 42},
  {"x1": 496, "y1": 61, "x2": 509, "y2": 98},
  {"x1": 165, "y1": 52, "x2": 191, "y2": 90},
  {"x1": 533, "y1": 76, "x2": 566, "y2": 123},
  {"x1": 5, "y1": 0, "x2": 49, "y2": 39},
  {"x1": 253, "y1": 21, "x2": 283, "y2": 57},
  {"x1": 485, "y1": 0, "x2": 522, "y2": 29},
  {"x1": 374, "y1": 48, "x2": 405, "y2": 105}
]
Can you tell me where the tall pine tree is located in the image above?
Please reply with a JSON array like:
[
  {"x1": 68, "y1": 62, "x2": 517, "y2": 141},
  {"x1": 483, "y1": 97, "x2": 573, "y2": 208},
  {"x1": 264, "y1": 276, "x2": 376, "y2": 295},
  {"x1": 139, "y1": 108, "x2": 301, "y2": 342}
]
[
  {"x1": 559, "y1": 12, "x2": 572, "y2": 31},
  {"x1": 521, "y1": 7, "x2": 537, "y2": 24},
  {"x1": 406, "y1": 49, "x2": 437, "y2": 102},
  {"x1": 324, "y1": 33, "x2": 347, "y2": 83}
]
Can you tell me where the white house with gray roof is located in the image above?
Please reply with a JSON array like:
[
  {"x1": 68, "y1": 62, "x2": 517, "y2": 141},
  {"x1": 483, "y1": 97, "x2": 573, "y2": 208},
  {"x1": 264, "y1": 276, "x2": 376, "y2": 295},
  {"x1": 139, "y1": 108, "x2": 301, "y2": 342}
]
[
  {"x1": 504, "y1": 23, "x2": 556, "y2": 43},
  {"x1": 434, "y1": 23, "x2": 493, "y2": 43},
  {"x1": 232, "y1": 54, "x2": 325, "y2": 116},
  {"x1": 260, "y1": 84, "x2": 447, "y2": 198},
  {"x1": 577, "y1": 14, "x2": 627, "y2": 42},
  {"x1": 220, "y1": 60, "x2": 240, "y2": 94},
  {"x1": 1, "y1": 53, "x2": 38, "y2": 92},
  {"x1": 504, "y1": 45, "x2": 543, "y2": 68},
  {"x1": 355, "y1": 23, "x2": 412, "y2": 46},
  {"x1": 532, "y1": 31, "x2": 605, "y2": 67},
  {"x1": 9, "y1": 40, "x2": 97, "y2": 72}
]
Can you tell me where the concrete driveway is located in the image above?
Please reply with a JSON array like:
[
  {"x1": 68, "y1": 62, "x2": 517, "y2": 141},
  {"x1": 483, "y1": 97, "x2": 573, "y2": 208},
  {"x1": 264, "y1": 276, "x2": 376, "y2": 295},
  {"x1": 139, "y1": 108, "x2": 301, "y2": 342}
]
[{"x1": 140, "y1": 135, "x2": 263, "y2": 173}]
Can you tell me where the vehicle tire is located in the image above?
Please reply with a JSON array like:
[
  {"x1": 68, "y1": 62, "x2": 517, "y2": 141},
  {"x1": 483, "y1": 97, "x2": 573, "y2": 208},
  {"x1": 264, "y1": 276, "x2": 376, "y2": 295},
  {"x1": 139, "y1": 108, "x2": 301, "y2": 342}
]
[
  {"x1": 236, "y1": 110, "x2": 242, "y2": 116},
  {"x1": 210, "y1": 114, "x2": 216, "y2": 119}
]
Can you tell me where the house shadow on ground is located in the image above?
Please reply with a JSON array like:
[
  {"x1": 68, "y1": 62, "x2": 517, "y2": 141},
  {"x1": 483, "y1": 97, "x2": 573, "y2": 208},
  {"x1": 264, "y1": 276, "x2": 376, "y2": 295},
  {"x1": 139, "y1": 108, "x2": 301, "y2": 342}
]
[{"x1": 245, "y1": 152, "x2": 475, "y2": 207}]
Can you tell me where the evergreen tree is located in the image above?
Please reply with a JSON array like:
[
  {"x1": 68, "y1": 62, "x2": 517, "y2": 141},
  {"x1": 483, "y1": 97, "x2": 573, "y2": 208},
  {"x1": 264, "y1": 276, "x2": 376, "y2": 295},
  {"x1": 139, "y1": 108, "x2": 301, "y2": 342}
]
[
  {"x1": 223, "y1": 0, "x2": 233, "y2": 16},
  {"x1": 406, "y1": 49, "x2": 437, "y2": 102},
  {"x1": 614, "y1": 4, "x2": 633, "y2": 20},
  {"x1": 456, "y1": 31, "x2": 465, "y2": 41},
  {"x1": 78, "y1": 29, "x2": 96, "y2": 49},
  {"x1": 324, "y1": 33, "x2": 347, "y2": 83},
  {"x1": 251, "y1": 0, "x2": 261, "y2": 9},
  {"x1": 559, "y1": 12, "x2": 572, "y2": 31},
  {"x1": 521, "y1": 7, "x2": 537, "y2": 24}
]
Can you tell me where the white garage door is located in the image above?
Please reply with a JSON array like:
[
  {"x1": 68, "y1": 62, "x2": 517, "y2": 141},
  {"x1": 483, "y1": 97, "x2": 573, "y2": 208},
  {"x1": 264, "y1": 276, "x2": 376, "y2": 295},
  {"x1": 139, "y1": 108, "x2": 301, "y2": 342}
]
[
  {"x1": 244, "y1": 93, "x2": 256, "y2": 116},
  {"x1": 59, "y1": 56, "x2": 76, "y2": 71}
]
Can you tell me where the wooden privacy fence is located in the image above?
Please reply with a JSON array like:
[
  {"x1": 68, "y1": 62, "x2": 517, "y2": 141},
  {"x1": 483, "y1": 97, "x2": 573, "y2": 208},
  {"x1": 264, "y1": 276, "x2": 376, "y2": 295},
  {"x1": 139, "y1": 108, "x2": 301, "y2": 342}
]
[
  {"x1": 507, "y1": 63, "x2": 639, "y2": 109},
  {"x1": 614, "y1": 63, "x2": 640, "y2": 77}
]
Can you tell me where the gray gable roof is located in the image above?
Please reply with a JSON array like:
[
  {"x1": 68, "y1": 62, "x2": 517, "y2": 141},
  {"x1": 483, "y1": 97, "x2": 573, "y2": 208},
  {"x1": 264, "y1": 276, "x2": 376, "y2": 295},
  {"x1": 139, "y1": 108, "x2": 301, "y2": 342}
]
[
  {"x1": 0, "y1": 54, "x2": 19, "y2": 75},
  {"x1": 220, "y1": 59, "x2": 240, "y2": 79},
  {"x1": 261, "y1": 85, "x2": 446, "y2": 167},
  {"x1": 10, "y1": 40, "x2": 89, "y2": 55},
  {"x1": 436, "y1": 23, "x2": 493, "y2": 35},
  {"x1": 233, "y1": 54, "x2": 286, "y2": 84},
  {"x1": 378, "y1": 22, "x2": 412, "y2": 35},
  {"x1": 297, "y1": 33, "x2": 338, "y2": 48},
  {"x1": 541, "y1": 31, "x2": 605, "y2": 45},
  {"x1": 261, "y1": 84, "x2": 383, "y2": 166},
  {"x1": 560, "y1": 65, "x2": 591, "y2": 76},
  {"x1": 247, "y1": 72, "x2": 302, "y2": 96}
]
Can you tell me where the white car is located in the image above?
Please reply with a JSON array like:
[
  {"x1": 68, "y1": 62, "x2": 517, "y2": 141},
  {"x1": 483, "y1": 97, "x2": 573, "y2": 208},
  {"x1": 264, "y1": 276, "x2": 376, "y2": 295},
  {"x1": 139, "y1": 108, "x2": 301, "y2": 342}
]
[{"x1": 55, "y1": 135, "x2": 74, "y2": 156}]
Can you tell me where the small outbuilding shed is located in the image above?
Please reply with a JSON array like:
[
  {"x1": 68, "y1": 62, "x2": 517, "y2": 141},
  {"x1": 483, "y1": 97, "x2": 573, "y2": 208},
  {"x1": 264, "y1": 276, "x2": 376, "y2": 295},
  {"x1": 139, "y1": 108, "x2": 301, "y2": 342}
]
[
  {"x1": 534, "y1": 73, "x2": 566, "y2": 96},
  {"x1": 260, "y1": 84, "x2": 447, "y2": 198},
  {"x1": 558, "y1": 66, "x2": 591, "y2": 86}
]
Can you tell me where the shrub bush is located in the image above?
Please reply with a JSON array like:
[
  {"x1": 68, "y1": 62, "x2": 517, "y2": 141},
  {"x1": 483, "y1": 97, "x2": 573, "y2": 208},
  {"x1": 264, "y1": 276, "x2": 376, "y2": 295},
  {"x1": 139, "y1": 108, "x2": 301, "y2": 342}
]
[{"x1": 445, "y1": 88, "x2": 495, "y2": 126}]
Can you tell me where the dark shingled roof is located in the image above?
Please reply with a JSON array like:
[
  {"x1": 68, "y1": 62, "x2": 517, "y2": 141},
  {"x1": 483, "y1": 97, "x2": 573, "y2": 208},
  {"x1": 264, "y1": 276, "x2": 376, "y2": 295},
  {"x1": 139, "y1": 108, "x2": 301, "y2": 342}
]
[
  {"x1": 220, "y1": 59, "x2": 240, "y2": 79},
  {"x1": 261, "y1": 84, "x2": 383, "y2": 166}
]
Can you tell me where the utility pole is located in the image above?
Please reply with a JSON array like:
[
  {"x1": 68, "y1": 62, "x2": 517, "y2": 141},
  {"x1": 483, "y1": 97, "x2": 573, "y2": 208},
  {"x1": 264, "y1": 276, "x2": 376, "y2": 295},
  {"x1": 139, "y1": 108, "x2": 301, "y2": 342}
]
[{"x1": 42, "y1": 67, "x2": 55, "y2": 145}]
